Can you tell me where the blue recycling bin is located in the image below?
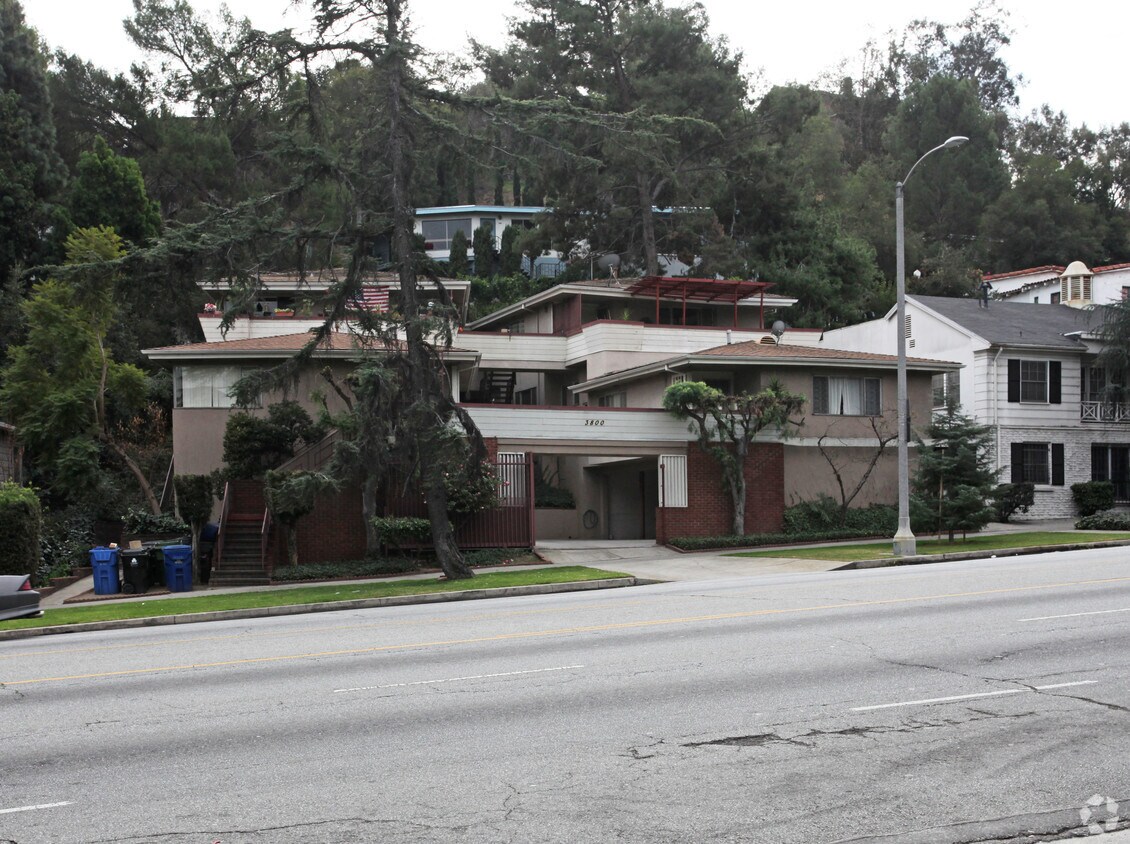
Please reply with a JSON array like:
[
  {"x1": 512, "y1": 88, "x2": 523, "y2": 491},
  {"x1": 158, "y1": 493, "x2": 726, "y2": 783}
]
[
  {"x1": 162, "y1": 545, "x2": 194, "y2": 592},
  {"x1": 90, "y1": 547, "x2": 121, "y2": 595}
]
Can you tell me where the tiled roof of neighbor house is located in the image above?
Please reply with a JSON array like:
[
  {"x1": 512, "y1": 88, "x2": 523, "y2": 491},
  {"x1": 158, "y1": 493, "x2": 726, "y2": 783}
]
[
  {"x1": 1095, "y1": 262, "x2": 1130, "y2": 273},
  {"x1": 572, "y1": 339, "x2": 958, "y2": 393},
  {"x1": 913, "y1": 295, "x2": 1103, "y2": 349},
  {"x1": 694, "y1": 340, "x2": 945, "y2": 365},
  {"x1": 143, "y1": 332, "x2": 476, "y2": 358},
  {"x1": 983, "y1": 265, "x2": 1065, "y2": 281}
]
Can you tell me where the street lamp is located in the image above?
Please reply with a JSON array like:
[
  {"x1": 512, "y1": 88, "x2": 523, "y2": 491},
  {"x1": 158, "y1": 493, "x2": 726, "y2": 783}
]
[{"x1": 893, "y1": 135, "x2": 968, "y2": 557}]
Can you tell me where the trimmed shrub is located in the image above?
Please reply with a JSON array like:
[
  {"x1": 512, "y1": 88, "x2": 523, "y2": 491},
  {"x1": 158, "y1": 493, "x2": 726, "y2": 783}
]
[
  {"x1": 668, "y1": 528, "x2": 888, "y2": 552},
  {"x1": 39, "y1": 505, "x2": 96, "y2": 583},
  {"x1": 991, "y1": 482, "x2": 1035, "y2": 523},
  {"x1": 372, "y1": 516, "x2": 433, "y2": 553},
  {"x1": 271, "y1": 557, "x2": 423, "y2": 582},
  {"x1": 123, "y1": 507, "x2": 188, "y2": 536},
  {"x1": 783, "y1": 497, "x2": 896, "y2": 535},
  {"x1": 0, "y1": 483, "x2": 43, "y2": 579},
  {"x1": 535, "y1": 485, "x2": 576, "y2": 509},
  {"x1": 1072, "y1": 481, "x2": 1115, "y2": 517},
  {"x1": 1075, "y1": 511, "x2": 1130, "y2": 531}
]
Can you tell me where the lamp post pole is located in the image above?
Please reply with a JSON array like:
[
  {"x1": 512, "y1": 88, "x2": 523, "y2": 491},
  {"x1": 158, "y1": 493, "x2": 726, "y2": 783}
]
[{"x1": 893, "y1": 135, "x2": 969, "y2": 557}]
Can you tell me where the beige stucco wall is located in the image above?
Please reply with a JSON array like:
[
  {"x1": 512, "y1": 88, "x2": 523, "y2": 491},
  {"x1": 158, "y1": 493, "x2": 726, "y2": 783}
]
[
  {"x1": 171, "y1": 361, "x2": 356, "y2": 476},
  {"x1": 783, "y1": 444, "x2": 902, "y2": 508}
]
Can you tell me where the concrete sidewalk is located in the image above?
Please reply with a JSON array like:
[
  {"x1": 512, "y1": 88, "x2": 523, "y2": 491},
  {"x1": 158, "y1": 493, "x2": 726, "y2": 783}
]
[{"x1": 42, "y1": 517, "x2": 1094, "y2": 606}]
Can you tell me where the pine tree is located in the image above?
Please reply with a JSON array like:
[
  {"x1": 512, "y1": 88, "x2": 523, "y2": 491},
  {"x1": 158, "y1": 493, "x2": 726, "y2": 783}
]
[{"x1": 910, "y1": 403, "x2": 998, "y2": 539}]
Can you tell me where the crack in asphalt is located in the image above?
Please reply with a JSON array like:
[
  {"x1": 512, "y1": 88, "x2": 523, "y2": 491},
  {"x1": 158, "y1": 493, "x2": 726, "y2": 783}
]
[{"x1": 682, "y1": 708, "x2": 1041, "y2": 753}]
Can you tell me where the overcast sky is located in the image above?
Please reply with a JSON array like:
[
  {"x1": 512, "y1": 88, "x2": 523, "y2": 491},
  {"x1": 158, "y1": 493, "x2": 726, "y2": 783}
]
[{"x1": 22, "y1": 0, "x2": 1128, "y2": 130}]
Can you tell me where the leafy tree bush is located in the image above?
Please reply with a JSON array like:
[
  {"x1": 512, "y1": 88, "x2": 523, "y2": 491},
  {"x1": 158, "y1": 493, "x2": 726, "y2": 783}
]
[
  {"x1": 1074, "y1": 511, "x2": 1130, "y2": 531},
  {"x1": 222, "y1": 401, "x2": 323, "y2": 479},
  {"x1": 499, "y1": 224, "x2": 522, "y2": 276},
  {"x1": 991, "y1": 482, "x2": 1035, "y2": 523},
  {"x1": 447, "y1": 229, "x2": 469, "y2": 276},
  {"x1": 38, "y1": 504, "x2": 97, "y2": 583},
  {"x1": 264, "y1": 470, "x2": 333, "y2": 567},
  {"x1": 472, "y1": 223, "x2": 497, "y2": 277},
  {"x1": 443, "y1": 460, "x2": 500, "y2": 514},
  {"x1": 1072, "y1": 481, "x2": 1115, "y2": 517},
  {"x1": 0, "y1": 482, "x2": 42, "y2": 579},
  {"x1": 174, "y1": 474, "x2": 214, "y2": 581}
]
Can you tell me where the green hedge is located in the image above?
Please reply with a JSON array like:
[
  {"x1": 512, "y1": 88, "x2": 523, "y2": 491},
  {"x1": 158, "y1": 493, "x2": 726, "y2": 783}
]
[
  {"x1": 123, "y1": 507, "x2": 188, "y2": 536},
  {"x1": 668, "y1": 528, "x2": 889, "y2": 552},
  {"x1": 783, "y1": 497, "x2": 897, "y2": 535},
  {"x1": 269, "y1": 548, "x2": 529, "y2": 582},
  {"x1": 1072, "y1": 481, "x2": 1115, "y2": 517},
  {"x1": 1075, "y1": 511, "x2": 1130, "y2": 531},
  {"x1": 0, "y1": 483, "x2": 43, "y2": 579}
]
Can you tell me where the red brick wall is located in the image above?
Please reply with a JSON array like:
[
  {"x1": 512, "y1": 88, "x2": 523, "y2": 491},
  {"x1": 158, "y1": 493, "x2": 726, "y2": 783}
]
[
  {"x1": 656, "y1": 443, "x2": 784, "y2": 543},
  {"x1": 271, "y1": 436, "x2": 506, "y2": 568}
]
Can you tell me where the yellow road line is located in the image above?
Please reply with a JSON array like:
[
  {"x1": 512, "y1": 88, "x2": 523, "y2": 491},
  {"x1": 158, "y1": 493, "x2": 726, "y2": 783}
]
[{"x1": 6, "y1": 575, "x2": 1130, "y2": 686}]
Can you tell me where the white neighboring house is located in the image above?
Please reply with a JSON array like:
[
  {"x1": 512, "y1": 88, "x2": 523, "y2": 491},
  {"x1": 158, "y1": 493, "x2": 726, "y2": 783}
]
[
  {"x1": 985, "y1": 260, "x2": 1130, "y2": 306},
  {"x1": 414, "y1": 204, "x2": 697, "y2": 279},
  {"x1": 822, "y1": 295, "x2": 1129, "y2": 518}
]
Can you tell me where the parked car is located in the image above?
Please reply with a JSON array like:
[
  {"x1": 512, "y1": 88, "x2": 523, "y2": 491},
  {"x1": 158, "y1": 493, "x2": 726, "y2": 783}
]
[{"x1": 0, "y1": 575, "x2": 42, "y2": 621}]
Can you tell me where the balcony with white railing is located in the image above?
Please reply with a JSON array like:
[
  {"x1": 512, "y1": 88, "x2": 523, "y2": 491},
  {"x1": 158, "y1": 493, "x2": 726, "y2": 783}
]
[
  {"x1": 1081, "y1": 400, "x2": 1130, "y2": 423},
  {"x1": 464, "y1": 404, "x2": 692, "y2": 445}
]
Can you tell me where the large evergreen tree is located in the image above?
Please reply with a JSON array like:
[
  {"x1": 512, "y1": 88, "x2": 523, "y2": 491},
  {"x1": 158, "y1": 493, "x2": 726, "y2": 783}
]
[{"x1": 910, "y1": 403, "x2": 998, "y2": 539}]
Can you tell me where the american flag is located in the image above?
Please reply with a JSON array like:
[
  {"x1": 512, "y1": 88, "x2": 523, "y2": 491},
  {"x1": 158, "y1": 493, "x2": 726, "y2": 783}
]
[{"x1": 352, "y1": 285, "x2": 390, "y2": 313}]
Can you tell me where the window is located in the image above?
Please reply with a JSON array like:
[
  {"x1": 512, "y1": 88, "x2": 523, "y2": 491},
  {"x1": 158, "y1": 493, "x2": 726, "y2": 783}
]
[
  {"x1": 1092, "y1": 444, "x2": 1130, "y2": 502},
  {"x1": 597, "y1": 392, "x2": 627, "y2": 407},
  {"x1": 514, "y1": 387, "x2": 537, "y2": 405},
  {"x1": 813, "y1": 376, "x2": 881, "y2": 416},
  {"x1": 1010, "y1": 442, "x2": 1064, "y2": 486},
  {"x1": 931, "y1": 371, "x2": 960, "y2": 409},
  {"x1": 174, "y1": 366, "x2": 261, "y2": 408},
  {"x1": 1007, "y1": 359, "x2": 1061, "y2": 404},
  {"x1": 420, "y1": 218, "x2": 472, "y2": 251},
  {"x1": 1020, "y1": 361, "x2": 1047, "y2": 402}
]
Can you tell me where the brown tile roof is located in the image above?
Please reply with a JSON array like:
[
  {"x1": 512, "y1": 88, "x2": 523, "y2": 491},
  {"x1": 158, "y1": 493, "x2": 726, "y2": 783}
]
[
  {"x1": 145, "y1": 332, "x2": 474, "y2": 357},
  {"x1": 982, "y1": 265, "x2": 1065, "y2": 281},
  {"x1": 694, "y1": 340, "x2": 947, "y2": 366},
  {"x1": 146, "y1": 332, "x2": 362, "y2": 354}
]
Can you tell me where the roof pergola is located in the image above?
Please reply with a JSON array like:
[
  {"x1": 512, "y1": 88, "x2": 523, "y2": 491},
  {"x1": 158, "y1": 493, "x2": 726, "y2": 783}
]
[{"x1": 625, "y1": 276, "x2": 774, "y2": 329}]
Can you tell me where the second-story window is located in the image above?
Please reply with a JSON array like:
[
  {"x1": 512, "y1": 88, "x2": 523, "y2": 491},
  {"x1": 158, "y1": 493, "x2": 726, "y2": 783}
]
[
  {"x1": 932, "y1": 371, "x2": 960, "y2": 409},
  {"x1": 813, "y1": 376, "x2": 881, "y2": 416},
  {"x1": 597, "y1": 392, "x2": 627, "y2": 408},
  {"x1": 1007, "y1": 359, "x2": 1061, "y2": 404}
]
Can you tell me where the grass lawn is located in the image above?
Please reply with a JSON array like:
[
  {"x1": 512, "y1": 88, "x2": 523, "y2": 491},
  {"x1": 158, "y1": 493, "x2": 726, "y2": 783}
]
[
  {"x1": 728, "y1": 532, "x2": 1130, "y2": 563},
  {"x1": 0, "y1": 566, "x2": 628, "y2": 631}
]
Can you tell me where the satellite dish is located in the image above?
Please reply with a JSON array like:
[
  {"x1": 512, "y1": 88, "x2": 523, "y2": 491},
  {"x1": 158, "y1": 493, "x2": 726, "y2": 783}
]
[
  {"x1": 771, "y1": 320, "x2": 786, "y2": 337},
  {"x1": 595, "y1": 254, "x2": 621, "y2": 271}
]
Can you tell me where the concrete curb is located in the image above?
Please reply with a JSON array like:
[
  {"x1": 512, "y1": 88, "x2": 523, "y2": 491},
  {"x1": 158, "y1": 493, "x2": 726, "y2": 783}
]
[
  {"x1": 836, "y1": 539, "x2": 1130, "y2": 570},
  {"x1": 0, "y1": 577, "x2": 642, "y2": 642}
]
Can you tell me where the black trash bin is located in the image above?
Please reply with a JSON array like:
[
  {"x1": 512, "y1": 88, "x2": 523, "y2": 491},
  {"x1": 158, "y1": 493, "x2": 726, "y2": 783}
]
[{"x1": 120, "y1": 548, "x2": 152, "y2": 594}]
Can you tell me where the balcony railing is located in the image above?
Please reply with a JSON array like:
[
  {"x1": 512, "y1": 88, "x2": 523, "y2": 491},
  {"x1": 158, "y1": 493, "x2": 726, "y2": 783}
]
[{"x1": 1081, "y1": 401, "x2": 1130, "y2": 423}]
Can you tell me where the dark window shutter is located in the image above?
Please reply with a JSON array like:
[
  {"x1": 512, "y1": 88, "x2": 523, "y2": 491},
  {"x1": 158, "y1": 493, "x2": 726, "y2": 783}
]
[
  {"x1": 1049, "y1": 361, "x2": 1062, "y2": 404},
  {"x1": 1052, "y1": 443, "x2": 1065, "y2": 485},
  {"x1": 1011, "y1": 442, "x2": 1024, "y2": 483},
  {"x1": 1007, "y1": 359, "x2": 1020, "y2": 403}
]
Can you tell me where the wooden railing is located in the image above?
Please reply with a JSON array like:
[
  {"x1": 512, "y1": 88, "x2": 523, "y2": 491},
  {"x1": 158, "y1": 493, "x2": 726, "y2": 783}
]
[
  {"x1": 1081, "y1": 401, "x2": 1130, "y2": 423},
  {"x1": 278, "y1": 430, "x2": 340, "y2": 472},
  {"x1": 213, "y1": 481, "x2": 232, "y2": 566}
]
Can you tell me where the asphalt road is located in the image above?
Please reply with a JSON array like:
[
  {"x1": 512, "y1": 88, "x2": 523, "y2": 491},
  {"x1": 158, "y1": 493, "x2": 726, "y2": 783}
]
[{"x1": 3, "y1": 546, "x2": 1130, "y2": 843}]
